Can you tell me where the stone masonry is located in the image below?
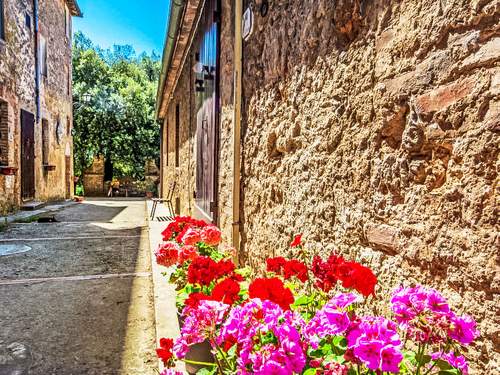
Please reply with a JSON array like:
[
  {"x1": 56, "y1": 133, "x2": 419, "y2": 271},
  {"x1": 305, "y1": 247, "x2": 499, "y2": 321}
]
[
  {"x1": 0, "y1": 0, "x2": 79, "y2": 213},
  {"x1": 158, "y1": 1, "x2": 498, "y2": 372}
]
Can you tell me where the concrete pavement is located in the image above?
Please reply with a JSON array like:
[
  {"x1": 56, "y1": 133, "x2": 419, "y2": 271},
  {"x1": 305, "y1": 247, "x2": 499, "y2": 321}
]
[{"x1": 0, "y1": 198, "x2": 157, "y2": 375}]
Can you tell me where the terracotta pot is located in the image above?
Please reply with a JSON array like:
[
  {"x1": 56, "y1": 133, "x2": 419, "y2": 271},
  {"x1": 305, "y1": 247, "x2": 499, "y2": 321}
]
[
  {"x1": 177, "y1": 313, "x2": 214, "y2": 374},
  {"x1": 146, "y1": 191, "x2": 154, "y2": 198}
]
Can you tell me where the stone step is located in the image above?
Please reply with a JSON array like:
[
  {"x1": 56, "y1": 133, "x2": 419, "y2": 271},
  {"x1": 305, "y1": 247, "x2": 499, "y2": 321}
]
[{"x1": 20, "y1": 201, "x2": 46, "y2": 211}]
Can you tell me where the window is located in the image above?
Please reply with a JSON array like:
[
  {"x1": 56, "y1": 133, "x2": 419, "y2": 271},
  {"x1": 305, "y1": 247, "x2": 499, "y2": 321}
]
[
  {"x1": 66, "y1": 116, "x2": 71, "y2": 136},
  {"x1": 0, "y1": 100, "x2": 8, "y2": 165},
  {"x1": 175, "y1": 104, "x2": 180, "y2": 167},
  {"x1": 0, "y1": 0, "x2": 5, "y2": 41},
  {"x1": 39, "y1": 35, "x2": 47, "y2": 77},
  {"x1": 42, "y1": 119, "x2": 49, "y2": 165},
  {"x1": 64, "y1": 5, "x2": 71, "y2": 40}
]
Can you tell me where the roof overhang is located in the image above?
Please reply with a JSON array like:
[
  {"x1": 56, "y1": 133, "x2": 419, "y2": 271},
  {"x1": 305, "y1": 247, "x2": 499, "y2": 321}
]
[
  {"x1": 156, "y1": 0, "x2": 202, "y2": 120},
  {"x1": 66, "y1": 0, "x2": 82, "y2": 17}
]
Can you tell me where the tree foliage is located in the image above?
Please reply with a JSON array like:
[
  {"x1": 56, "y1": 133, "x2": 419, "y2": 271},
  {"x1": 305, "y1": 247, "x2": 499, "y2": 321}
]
[{"x1": 72, "y1": 31, "x2": 161, "y2": 179}]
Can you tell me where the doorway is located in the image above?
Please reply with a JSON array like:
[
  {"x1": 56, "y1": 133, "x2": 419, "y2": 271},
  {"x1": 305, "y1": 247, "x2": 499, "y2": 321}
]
[{"x1": 20, "y1": 110, "x2": 35, "y2": 200}]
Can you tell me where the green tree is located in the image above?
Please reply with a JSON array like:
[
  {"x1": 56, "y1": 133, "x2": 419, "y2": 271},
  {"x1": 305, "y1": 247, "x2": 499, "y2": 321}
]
[{"x1": 72, "y1": 31, "x2": 160, "y2": 179}]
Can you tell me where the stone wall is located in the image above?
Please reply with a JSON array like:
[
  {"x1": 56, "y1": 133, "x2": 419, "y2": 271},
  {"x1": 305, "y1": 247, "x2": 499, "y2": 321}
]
[
  {"x1": 234, "y1": 0, "x2": 499, "y2": 372},
  {"x1": 162, "y1": 60, "x2": 197, "y2": 217},
  {"x1": 0, "y1": 0, "x2": 74, "y2": 212}
]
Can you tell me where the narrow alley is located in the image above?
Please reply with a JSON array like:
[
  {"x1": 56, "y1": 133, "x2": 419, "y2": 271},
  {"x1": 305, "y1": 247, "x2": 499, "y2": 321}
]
[{"x1": 0, "y1": 199, "x2": 157, "y2": 375}]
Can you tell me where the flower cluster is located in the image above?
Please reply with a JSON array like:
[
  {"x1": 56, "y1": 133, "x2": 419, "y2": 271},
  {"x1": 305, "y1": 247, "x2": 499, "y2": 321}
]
[
  {"x1": 218, "y1": 299, "x2": 306, "y2": 374},
  {"x1": 187, "y1": 256, "x2": 236, "y2": 286},
  {"x1": 267, "y1": 257, "x2": 308, "y2": 282},
  {"x1": 248, "y1": 277, "x2": 295, "y2": 310},
  {"x1": 311, "y1": 254, "x2": 377, "y2": 297},
  {"x1": 152, "y1": 219, "x2": 480, "y2": 375},
  {"x1": 156, "y1": 338, "x2": 174, "y2": 366},
  {"x1": 161, "y1": 216, "x2": 209, "y2": 243},
  {"x1": 174, "y1": 300, "x2": 229, "y2": 359},
  {"x1": 154, "y1": 242, "x2": 180, "y2": 267},
  {"x1": 391, "y1": 286, "x2": 479, "y2": 345},
  {"x1": 347, "y1": 316, "x2": 403, "y2": 373}
]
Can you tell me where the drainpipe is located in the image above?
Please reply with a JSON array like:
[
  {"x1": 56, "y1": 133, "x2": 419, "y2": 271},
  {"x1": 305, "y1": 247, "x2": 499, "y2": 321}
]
[
  {"x1": 155, "y1": 0, "x2": 186, "y2": 120},
  {"x1": 33, "y1": 0, "x2": 40, "y2": 123},
  {"x1": 232, "y1": 0, "x2": 243, "y2": 260}
]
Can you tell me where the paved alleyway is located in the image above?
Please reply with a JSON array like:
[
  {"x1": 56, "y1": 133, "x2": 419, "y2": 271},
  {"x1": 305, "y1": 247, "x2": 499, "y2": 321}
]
[{"x1": 0, "y1": 199, "x2": 157, "y2": 375}]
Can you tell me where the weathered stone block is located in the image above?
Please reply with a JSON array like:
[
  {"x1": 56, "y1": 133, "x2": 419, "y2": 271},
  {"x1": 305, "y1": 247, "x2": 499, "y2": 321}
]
[{"x1": 364, "y1": 223, "x2": 400, "y2": 254}]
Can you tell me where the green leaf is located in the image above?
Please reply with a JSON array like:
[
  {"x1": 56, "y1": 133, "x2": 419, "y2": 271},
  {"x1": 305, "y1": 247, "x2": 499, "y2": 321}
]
[
  {"x1": 293, "y1": 295, "x2": 314, "y2": 307},
  {"x1": 302, "y1": 369, "x2": 317, "y2": 375}
]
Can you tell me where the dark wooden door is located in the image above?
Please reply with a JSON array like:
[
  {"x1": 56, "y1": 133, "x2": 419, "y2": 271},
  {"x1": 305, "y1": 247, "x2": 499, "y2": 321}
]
[
  {"x1": 21, "y1": 110, "x2": 35, "y2": 200},
  {"x1": 65, "y1": 155, "x2": 71, "y2": 198},
  {"x1": 195, "y1": 0, "x2": 220, "y2": 222}
]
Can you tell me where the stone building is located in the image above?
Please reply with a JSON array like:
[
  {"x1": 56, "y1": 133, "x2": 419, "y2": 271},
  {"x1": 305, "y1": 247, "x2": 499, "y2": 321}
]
[
  {"x1": 156, "y1": 1, "x2": 499, "y2": 371},
  {"x1": 0, "y1": 0, "x2": 81, "y2": 213}
]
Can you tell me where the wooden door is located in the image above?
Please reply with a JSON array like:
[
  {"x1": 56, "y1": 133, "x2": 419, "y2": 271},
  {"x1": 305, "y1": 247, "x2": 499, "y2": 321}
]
[
  {"x1": 21, "y1": 110, "x2": 35, "y2": 200},
  {"x1": 65, "y1": 156, "x2": 71, "y2": 198},
  {"x1": 195, "y1": 0, "x2": 220, "y2": 222}
]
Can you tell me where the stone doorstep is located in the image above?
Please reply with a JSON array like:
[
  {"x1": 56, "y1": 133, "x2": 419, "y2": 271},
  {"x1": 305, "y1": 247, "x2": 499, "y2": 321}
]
[
  {"x1": 0, "y1": 200, "x2": 78, "y2": 225},
  {"x1": 146, "y1": 200, "x2": 186, "y2": 374},
  {"x1": 20, "y1": 200, "x2": 47, "y2": 211}
]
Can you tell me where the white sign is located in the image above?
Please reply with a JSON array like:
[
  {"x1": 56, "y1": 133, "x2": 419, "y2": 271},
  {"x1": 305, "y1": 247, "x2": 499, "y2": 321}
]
[{"x1": 242, "y1": 7, "x2": 253, "y2": 41}]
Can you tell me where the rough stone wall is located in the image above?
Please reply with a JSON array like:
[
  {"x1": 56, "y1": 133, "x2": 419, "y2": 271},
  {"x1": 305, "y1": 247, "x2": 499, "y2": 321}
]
[
  {"x1": 162, "y1": 60, "x2": 197, "y2": 218},
  {"x1": 36, "y1": 0, "x2": 74, "y2": 201},
  {"x1": 0, "y1": 0, "x2": 73, "y2": 212},
  {"x1": 236, "y1": 0, "x2": 499, "y2": 372},
  {"x1": 0, "y1": 0, "x2": 36, "y2": 212},
  {"x1": 217, "y1": 0, "x2": 235, "y2": 241}
]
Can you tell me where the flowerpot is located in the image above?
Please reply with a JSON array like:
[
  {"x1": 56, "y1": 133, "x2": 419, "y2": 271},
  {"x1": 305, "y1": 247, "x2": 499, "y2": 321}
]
[
  {"x1": 177, "y1": 313, "x2": 214, "y2": 374},
  {"x1": 146, "y1": 191, "x2": 154, "y2": 199},
  {"x1": 0, "y1": 166, "x2": 18, "y2": 175}
]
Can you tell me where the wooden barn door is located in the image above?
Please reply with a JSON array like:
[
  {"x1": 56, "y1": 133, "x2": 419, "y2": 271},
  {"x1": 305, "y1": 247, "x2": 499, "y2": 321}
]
[
  {"x1": 194, "y1": 0, "x2": 220, "y2": 223},
  {"x1": 21, "y1": 110, "x2": 35, "y2": 200}
]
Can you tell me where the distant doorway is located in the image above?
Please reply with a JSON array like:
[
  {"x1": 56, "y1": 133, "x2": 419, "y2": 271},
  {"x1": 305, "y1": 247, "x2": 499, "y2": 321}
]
[{"x1": 20, "y1": 110, "x2": 35, "y2": 200}]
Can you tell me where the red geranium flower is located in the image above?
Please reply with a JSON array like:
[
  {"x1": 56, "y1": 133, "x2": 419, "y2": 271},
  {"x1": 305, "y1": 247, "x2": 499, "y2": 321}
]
[
  {"x1": 266, "y1": 257, "x2": 287, "y2": 273},
  {"x1": 338, "y1": 261, "x2": 377, "y2": 297},
  {"x1": 181, "y1": 227, "x2": 202, "y2": 246},
  {"x1": 185, "y1": 292, "x2": 211, "y2": 308},
  {"x1": 248, "y1": 277, "x2": 294, "y2": 310},
  {"x1": 187, "y1": 256, "x2": 236, "y2": 286},
  {"x1": 178, "y1": 245, "x2": 198, "y2": 265},
  {"x1": 201, "y1": 225, "x2": 222, "y2": 246},
  {"x1": 290, "y1": 234, "x2": 302, "y2": 247},
  {"x1": 156, "y1": 337, "x2": 174, "y2": 366},
  {"x1": 211, "y1": 278, "x2": 241, "y2": 305},
  {"x1": 283, "y1": 259, "x2": 308, "y2": 282},
  {"x1": 155, "y1": 242, "x2": 180, "y2": 267}
]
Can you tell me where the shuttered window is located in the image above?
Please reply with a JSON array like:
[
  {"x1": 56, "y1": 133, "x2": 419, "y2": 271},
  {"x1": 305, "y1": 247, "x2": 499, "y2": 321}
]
[
  {"x1": 42, "y1": 119, "x2": 49, "y2": 165},
  {"x1": 0, "y1": 100, "x2": 8, "y2": 165}
]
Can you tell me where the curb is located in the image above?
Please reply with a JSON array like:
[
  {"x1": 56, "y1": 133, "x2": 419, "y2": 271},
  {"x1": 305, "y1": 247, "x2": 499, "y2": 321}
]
[
  {"x1": 0, "y1": 200, "x2": 79, "y2": 225},
  {"x1": 146, "y1": 200, "x2": 185, "y2": 374}
]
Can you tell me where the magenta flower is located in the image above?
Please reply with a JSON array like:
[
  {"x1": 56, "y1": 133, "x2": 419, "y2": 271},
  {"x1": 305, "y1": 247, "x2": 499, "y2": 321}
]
[
  {"x1": 173, "y1": 300, "x2": 229, "y2": 359},
  {"x1": 346, "y1": 316, "x2": 402, "y2": 373},
  {"x1": 305, "y1": 293, "x2": 358, "y2": 348},
  {"x1": 449, "y1": 315, "x2": 480, "y2": 345},
  {"x1": 380, "y1": 345, "x2": 404, "y2": 372},
  {"x1": 218, "y1": 298, "x2": 306, "y2": 375},
  {"x1": 432, "y1": 351, "x2": 469, "y2": 375}
]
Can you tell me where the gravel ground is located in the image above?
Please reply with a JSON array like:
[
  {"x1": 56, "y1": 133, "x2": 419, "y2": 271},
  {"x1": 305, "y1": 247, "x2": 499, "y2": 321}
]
[{"x1": 0, "y1": 199, "x2": 157, "y2": 375}]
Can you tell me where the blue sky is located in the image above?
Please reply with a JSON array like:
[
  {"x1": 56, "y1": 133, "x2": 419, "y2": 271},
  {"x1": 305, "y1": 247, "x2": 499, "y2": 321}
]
[{"x1": 73, "y1": 0, "x2": 171, "y2": 55}]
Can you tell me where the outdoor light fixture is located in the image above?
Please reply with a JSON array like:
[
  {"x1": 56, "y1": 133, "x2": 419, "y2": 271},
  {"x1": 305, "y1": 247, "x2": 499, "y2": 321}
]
[{"x1": 193, "y1": 61, "x2": 204, "y2": 74}]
